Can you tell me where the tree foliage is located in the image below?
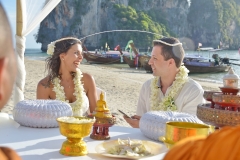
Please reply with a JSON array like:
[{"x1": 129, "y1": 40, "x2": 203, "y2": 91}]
[
  {"x1": 112, "y1": 4, "x2": 170, "y2": 48},
  {"x1": 213, "y1": 0, "x2": 240, "y2": 48}
]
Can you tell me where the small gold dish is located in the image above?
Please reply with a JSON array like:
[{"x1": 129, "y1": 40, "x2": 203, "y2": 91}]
[
  {"x1": 159, "y1": 136, "x2": 174, "y2": 149},
  {"x1": 57, "y1": 116, "x2": 95, "y2": 156},
  {"x1": 159, "y1": 121, "x2": 210, "y2": 148}
]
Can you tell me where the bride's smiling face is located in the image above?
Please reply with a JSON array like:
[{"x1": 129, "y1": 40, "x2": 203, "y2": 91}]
[{"x1": 61, "y1": 43, "x2": 83, "y2": 72}]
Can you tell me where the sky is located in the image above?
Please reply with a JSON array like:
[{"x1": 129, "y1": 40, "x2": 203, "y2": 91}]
[{"x1": 1, "y1": 0, "x2": 42, "y2": 49}]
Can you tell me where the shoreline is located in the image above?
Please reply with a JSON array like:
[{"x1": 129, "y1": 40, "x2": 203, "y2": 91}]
[{"x1": 2, "y1": 58, "x2": 221, "y2": 127}]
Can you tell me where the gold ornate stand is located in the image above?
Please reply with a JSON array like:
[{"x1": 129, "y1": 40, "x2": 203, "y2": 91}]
[
  {"x1": 60, "y1": 138, "x2": 87, "y2": 156},
  {"x1": 57, "y1": 117, "x2": 95, "y2": 156},
  {"x1": 90, "y1": 116, "x2": 116, "y2": 140}
]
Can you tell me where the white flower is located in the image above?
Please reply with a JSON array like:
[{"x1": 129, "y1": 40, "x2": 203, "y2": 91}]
[
  {"x1": 47, "y1": 42, "x2": 56, "y2": 56},
  {"x1": 52, "y1": 68, "x2": 85, "y2": 116},
  {"x1": 150, "y1": 66, "x2": 189, "y2": 111},
  {"x1": 58, "y1": 117, "x2": 95, "y2": 123}
]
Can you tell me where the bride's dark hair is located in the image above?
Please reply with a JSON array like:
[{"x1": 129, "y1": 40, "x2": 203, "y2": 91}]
[{"x1": 45, "y1": 37, "x2": 82, "y2": 84}]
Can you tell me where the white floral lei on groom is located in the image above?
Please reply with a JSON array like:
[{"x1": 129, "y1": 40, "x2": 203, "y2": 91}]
[{"x1": 150, "y1": 66, "x2": 189, "y2": 111}]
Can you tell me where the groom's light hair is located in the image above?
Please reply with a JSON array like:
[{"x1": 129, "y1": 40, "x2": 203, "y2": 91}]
[{"x1": 153, "y1": 37, "x2": 185, "y2": 68}]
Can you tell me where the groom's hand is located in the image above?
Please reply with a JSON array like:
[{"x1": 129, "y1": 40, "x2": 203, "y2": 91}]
[{"x1": 124, "y1": 115, "x2": 141, "y2": 128}]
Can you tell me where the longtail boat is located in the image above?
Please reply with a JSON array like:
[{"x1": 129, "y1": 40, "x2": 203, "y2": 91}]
[
  {"x1": 122, "y1": 40, "x2": 142, "y2": 68},
  {"x1": 139, "y1": 55, "x2": 152, "y2": 73},
  {"x1": 83, "y1": 50, "x2": 128, "y2": 64},
  {"x1": 122, "y1": 55, "x2": 142, "y2": 68},
  {"x1": 139, "y1": 54, "x2": 231, "y2": 74},
  {"x1": 183, "y1": 55, "x2": 230, "y2": 73},
  {"x1": 82, "y1": 44, "x2": 128, "y2": 64}
]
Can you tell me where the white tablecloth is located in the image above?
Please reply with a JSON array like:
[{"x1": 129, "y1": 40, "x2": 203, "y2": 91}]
[{"x1": 0, "y1": 125, "x2": 167, "y2": 160}]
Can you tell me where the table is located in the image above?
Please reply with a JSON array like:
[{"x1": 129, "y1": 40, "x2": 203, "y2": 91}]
[{"x1": 0, "y1": 125, "x2": 167, "y2": 160}]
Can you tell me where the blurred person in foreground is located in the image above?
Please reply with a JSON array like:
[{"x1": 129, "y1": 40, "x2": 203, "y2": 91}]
[
  {"x1": 125, "y1": 37, "x2": 205, "y2": 128},
  {"x1": 164, "y1": 125, "x2": 240, "y2": 160},
  {"x1": 37, "y1": 37, "x2": 97, "y2": 116},
  {"x1": 0, "y1": 2, "x2": 21, "y2": 160}
]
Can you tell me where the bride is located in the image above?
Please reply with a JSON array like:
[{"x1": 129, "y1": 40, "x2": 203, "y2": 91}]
[{"x1": 36, "y1": 37, "x2": 97, "y2": 116}]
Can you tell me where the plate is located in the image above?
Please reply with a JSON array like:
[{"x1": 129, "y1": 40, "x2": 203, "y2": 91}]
[{"x1": 95, "y1": 139, "x2": 168, "y2": 159}]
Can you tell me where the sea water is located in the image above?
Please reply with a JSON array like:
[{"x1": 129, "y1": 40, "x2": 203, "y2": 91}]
[
  {"x1": 25, "y1": 49, "x2": 49, "y2": 61},
  {"x1": 25, "y1": 49, "x2": 240, "y2": 84}
]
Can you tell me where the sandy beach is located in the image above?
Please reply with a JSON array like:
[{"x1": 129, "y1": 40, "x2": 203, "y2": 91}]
[{"x1": 2, "y1": 59, "x2": 220, "y2": 127}]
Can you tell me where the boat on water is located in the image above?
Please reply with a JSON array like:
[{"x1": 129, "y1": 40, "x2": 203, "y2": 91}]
[
  {"x1": 122, "y1": 40, "x2": 148, "y2": 68},
  {"x1": 139, "y1": 54, "x2": 230, "y2": 74},
  {"x1": 197, "y1": 47, "x2": 214, "y2": 51},
  {"x1": 123, "y1": 55, "x2": 142, "y2": 68},
  {"x1": 83, "y1": 50, "x2": 129, "y2": 64},
  {"x1": 183, "y1": 55, "x2": 230, "y2": 73}
]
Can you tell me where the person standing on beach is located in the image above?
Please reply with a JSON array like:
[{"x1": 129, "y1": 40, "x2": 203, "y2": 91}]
[
  {"x1": 124, "y1": 37, "x2": 205, "y2": 128},
  {"x1": 37, "y1": 37, "x2": 97, "y2": 116},
  {"x1": 0, "y1": 2, "x2": 21, "y2": 160}
]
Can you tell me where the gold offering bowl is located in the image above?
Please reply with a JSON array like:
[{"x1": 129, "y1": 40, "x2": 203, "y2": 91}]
[
  {"x1": 219, "y1": 87, "x2": 240, "y2": 95},
  {"x1": 159, "y1": 121, "x2": 210, "y2": 148},
  {"x1": 57, "y1": 116, "x2": 95, "y2": 156},
  {"x1": 212, "y1": 93, "x2": 240, "y2": 109}
]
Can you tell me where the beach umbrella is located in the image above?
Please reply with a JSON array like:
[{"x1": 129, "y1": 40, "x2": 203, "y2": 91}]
[{"x1": 15, "y1": 0, "x2": 61, "y2": 106}]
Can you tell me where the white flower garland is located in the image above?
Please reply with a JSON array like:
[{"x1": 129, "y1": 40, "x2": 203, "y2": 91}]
[
  {"x1": 52, "y1": 68, "x2": 85, "y2": 115},
  {"x1": 150, "y1": 66, "x2": 189, "y2": 111}
]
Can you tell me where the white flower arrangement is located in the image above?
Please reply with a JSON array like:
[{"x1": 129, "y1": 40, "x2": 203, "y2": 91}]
[
  {"x1": 46, "y1": 37, "x2": 81, "y2": 56},
  {"x1": 58, "y1": 116, "x2": 95, "y2": 123},
  {"x1": 52, "y1": 68, "x2": 85, "y2": 116},
  {"x1": 150, "y1": 66, "x2": 189, "y2": 111},
  {"x1": 47, "y1": 42, "x2": 56, "y2": 56}
]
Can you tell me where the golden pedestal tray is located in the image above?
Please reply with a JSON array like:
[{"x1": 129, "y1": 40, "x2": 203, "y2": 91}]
[
  {"x1": 57, "y1": 117, "x2": 95, "y2": 156},
  {"x1": 197, "y1": 103, "x2": 240, "y2": 127},
  {"x1": 89, "y1": 92, "x2": 116, "y2": 140},
  {"x1": 89, "y1": 115, "x2": 116, "y2": 140},
  {"x1": 199, "y1": 87, "x2": 240, "y2": 128}
]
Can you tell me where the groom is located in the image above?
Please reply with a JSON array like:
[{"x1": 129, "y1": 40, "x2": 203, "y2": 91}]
[{"x1": 124, "y1": 37, "x2": 205, "y2": 128}]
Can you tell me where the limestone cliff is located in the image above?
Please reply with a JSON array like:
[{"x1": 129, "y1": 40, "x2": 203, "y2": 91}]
[
  {"x1": 36, "y1": 0, "x2": 240, "y2": 51},
  {"x1": 36, "y1": 0, "x2": 129, "y2": 51}
]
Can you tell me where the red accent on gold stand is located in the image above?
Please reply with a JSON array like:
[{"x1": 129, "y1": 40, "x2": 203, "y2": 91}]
[{"x1": 89, "y1": 115, "x2": 116, "y2": 140}]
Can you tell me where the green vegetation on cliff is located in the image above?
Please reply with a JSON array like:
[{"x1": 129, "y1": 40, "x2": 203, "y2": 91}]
[
  {"x1": 70, "y1": 0, "x2": 90, "y2": 31},
  {"x1": 214, "y1": 0, "x2": 240, "y2": 49},
  {"x1": 187, "y1": 0, "x2": 240, "y2": 49},
  {"x1": 113, "y1": 4, "x2": 170, "y2": 48}
]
